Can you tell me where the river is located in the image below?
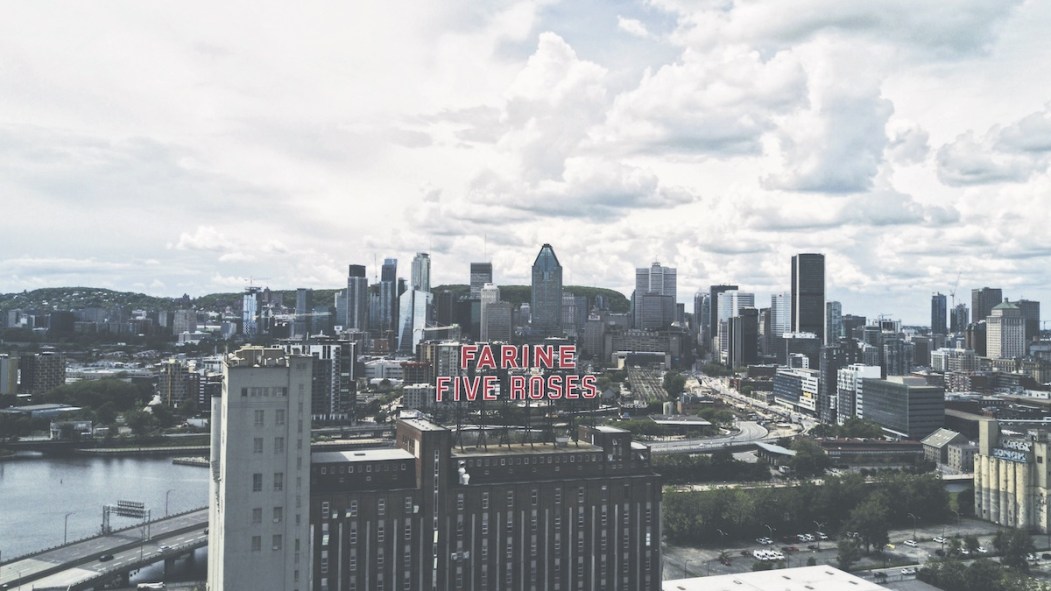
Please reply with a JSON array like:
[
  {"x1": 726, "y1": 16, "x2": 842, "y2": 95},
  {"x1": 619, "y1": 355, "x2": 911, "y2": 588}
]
[{"x1": 0, "y1": 454, "x2": 209, "y2": 560}]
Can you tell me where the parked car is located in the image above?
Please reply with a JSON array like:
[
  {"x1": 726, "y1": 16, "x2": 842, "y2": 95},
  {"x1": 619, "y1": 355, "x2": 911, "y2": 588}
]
[
  {"x1": 903, "y1": 540, "x2": 918, "y2": 547},
  {"x1": 933, "y1": 536, "x2": 946, "y2": 544},
  {"x1": 901, "y1": 567, "x2": 917, "y2": 576}
]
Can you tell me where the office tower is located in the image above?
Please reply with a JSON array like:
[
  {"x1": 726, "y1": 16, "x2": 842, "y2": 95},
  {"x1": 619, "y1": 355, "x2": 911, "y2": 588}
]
[
  {"x1": 380, "y1": 257, "x2": 399, "y2": 336},
  {"x1": 791, "y1": 253, "x2": 826, "y2": 341},
  {"x1": 346, "y1": 265, "x2": 369, "y2": 332},
  {"x1": 17, "y1": 352, "x2": 65, "y2": 397},
  {"x1": 563, "y1": 292, "x2": 579, "y2": 332},
  {"x1": 770, "y1": 293, "x2": 792, "y2": 340},
  {"x1": 716, "y1": 291, "x2": 754, "y2": 359},
  {"x1": 842, "y1": 314, "x2": 867, "y2": 341},
  {"x1": 950, "y1": 304, "x2": 969, "y2": 334},
  {"x1": 411, "y1": 252, "x2": 431, "y2": 293},
  {"x1": 469, "y1": 262, "x2": 494, "y2": 299},
  {"x1": 1018, "y1": 299, "x2": 1040, "y2": 342},
  {"x1": 818, "y1": 340, "x2": 860, "y2": 424},
  {"x1": 857, "y1": 376, "x2": 944, "y2": 440},
  {"x1": 397, "y1": 289, "x2": 434, "y2": 354},
  {"x1": 987, "y1": 301, "x2": 1025, "y2": 359},
  {"x1": 173, "y1": 309, "x2": 197, "y2": 336},
  {"x1": 310, "y1": 418, "x2": 663, "y2": 591},
  {"x1": 209, "y1": 347, "x2": 313, "y2": 591},
  {"x1": 966, "y1": 322, "x2": 987, "y2": 356},
  {"x1": 243, "y1": 286, "x2": 261, "y2": 337},
  {"x1": 708, "y1": 285, "x2": 737, "y2": 354},
  {"x1": 334, "y1": 291, "x2": 348, "y2": 327},
  {"x1": 729, "y1": 307, "x2": 759, "y2": 368},
  {"x1": 693, "y1": 292, "x2": 709, "y2": 337},
  {"x1": 0, "y1": 354, "x2": 18, "y2": 395},
  {"x1": 931, "y1": 293, "x2": 948, "y2": 335},
  {"x1": 634, "y1": 262, "x2": 676, "y2": 328},
  {"x1": 530, "y1": 244, "x2": 563, "y2": 336},
  {"x1": 484, "y1": 301, "x2": 513, "y2": 342},
  {"x1": 635, "y1": 293, "x2": 675, "y2": 330},
  {"x1": 479, "y1": 283, "x2": 501, "y2": 342},
  {"x1": 294, "y1": 288, "x2": 314, "y2": 338},
  {"x1": 826, "y1": 301, "x2": 843, "y2": 345},
  {"x1": 971, "y1": 287, "x2": 1003, "y2": 325}
]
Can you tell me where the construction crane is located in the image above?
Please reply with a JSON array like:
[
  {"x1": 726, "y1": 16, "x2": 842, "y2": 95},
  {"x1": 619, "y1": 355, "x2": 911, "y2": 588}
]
[{"x1": 949, "y1": 270, "x2": 962, "y2": 309}]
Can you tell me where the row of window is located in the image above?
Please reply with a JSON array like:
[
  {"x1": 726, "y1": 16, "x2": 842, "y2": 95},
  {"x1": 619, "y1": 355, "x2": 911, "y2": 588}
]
[
  {"x1": 463, "y1": 454, "x2": 600, "y2": 468},
  {"x1": 252, "y1": 408, "x2": 287, "y2": 426},
  {"x1": 319, "y1": 462, "x2": 408, "y2": 475},
  {"x1": 252, "y1": 472, "x2": 284, "y2": 492}
]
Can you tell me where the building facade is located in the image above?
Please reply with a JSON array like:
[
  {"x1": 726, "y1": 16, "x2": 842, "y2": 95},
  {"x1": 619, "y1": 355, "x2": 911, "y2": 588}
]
[
  {"x1": 975, "y1": 419, "x2": 1051, "y2": 533},
  {"x1": 209, "y1": 347, "x2": 314, "y2": 591},
  {"x1": 531, "y1": 244, "x2": 563, "y2": 337},
  {"x1": 791, "y1": 253, "x2": 825, "y2": 342},
  {"x1": 857, "y1": 377, "x2": 944, "y2": 440},
  {"x1": 987, "y1": 301, "x2": 1025, "y2": 360},
  {"x1": 310, "y1": 419, "x2": 662, "y2": 591}
]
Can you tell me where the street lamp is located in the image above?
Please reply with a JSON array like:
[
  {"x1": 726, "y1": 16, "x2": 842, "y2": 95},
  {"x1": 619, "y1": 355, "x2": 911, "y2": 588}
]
[
  {"x1": 165, "y1": 489, "x2": 174, "y2": 517},
  {"x1": 814, "y1": 521, "x2": 826, "y2": 550},
  {"x1": 63, "y1": 511, "x2": 75, "y2": 544},
  {"x1": 764, "y1": 523, "x2": 776, "y2": 544},
  {"x1": 907, "y1": 513, "x2": 920, "y2": 541}
]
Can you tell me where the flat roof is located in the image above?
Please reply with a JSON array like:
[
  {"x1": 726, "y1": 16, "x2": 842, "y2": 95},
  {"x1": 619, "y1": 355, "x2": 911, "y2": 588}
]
[
  {"x1": 755, "y1": 441, "x2": 797, "y2": 456},
  {"x1": 662, "y1": 566, "x2": 888, "y2": 591},
  {"x1": 452, "y1": 442, "x2": 600, "y2": 457},
  {"x1": 649, "y1": 415, "x2": 713, "y2": 426},
  {"x1": 592, "y1": 425, "x2": 629, "y2": 434},
  {"x1": 312, "y1": 449, "x2": 414, "y2": 463},
  {"x1": 400, "y1": 418, "x2": 447, "y2": 432}
]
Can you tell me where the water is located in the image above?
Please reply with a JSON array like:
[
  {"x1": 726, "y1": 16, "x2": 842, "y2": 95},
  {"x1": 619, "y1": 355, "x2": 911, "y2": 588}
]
[{"x1": 0, "y1": 454, "x2": 209, "y2": 559}]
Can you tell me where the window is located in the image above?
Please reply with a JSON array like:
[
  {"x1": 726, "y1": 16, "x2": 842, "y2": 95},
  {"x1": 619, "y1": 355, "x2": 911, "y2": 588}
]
[
  {"x1": 482, "y1": 493, "x2": 489, "y2": 510},
  {"x1": 321, "y1": 502, "x2": 330, "y2": 519},
  {"x1": 378, "y1": 499, "x2": 385, "y2": 517},
  {"x1": 253, "y1": 438, "x2": 263, "y2": 454},
  {"x1": 274, "y1": 507, "x2": 283, "y2": 523},
  {"x1": 252, "y1": 507, "x2": 262, "y2": 524},
  {"x1": 254, "y1": 409, "x2": 264, "y2": 427},
  {"x1": 273, "y1": 534, "x2": 282, "y2": 551},
  {"x1": 378, "y1": 524, "x2": 385, "y2": 543},
  {"x1": 349, "y1": 501, "x2": 358, "y2": 517},
  {"x1": 274, "y1": 472, "x2": 284, "y2": 492},
  {"x1": 251, "y1": 535, "x2": 261, "y2": 552},
  {"x1": 276, "y1": 409, "x2": 286, "y2": 425},
  {"x1": 275, "y1": 437, "x2": 285, "y2": 454},
  {"x1": 252, "y1": 473, "x2": 263, "y2": 492}
]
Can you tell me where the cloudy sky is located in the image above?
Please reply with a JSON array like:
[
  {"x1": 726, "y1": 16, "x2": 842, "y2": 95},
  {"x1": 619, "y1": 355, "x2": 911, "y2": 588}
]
[{"x1": 4, "y1": 0, "x2": 1051, "y2": 324}]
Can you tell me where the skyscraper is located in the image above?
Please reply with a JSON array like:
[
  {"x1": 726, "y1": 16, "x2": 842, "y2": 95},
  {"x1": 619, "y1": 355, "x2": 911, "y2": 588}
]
[
  {"x1": 1018, "y1": 299, "x2": 1041, "y2": 342},
  {"x1": 469, "y1": 262, "x2": 493, "y2": 299},
  {"x1": 791, "y1": 253, "x2": 826, "y2": 341},
  {"x1": 971, "y1": 287, "x2": 1003, "y2": 325},
  {"x1": 378, "y1": 258, "x2": 399, "y2": 335},
  {"x1": 411, "y1": 252, "x2": 431, "y2": 293},
  {"x1": 479, "y1": 283, "x2": 500, "y2": 342},
  {"x1": 346, "y1": 265, "x2": 368, "y2": 332},
  {"x1": 931, "y1": 293, "x2": 948, "y2": 335},
  {"x1": 826, "y1": 301, "x2": 843, "y2": 345},
  {"x1": 634, "y1": 261, "x2": 676, "y2": 329},
  {"x1": 530, "y1": 244, "x2": 563, "y2": 336},
  {"x1": 987, "y1": 301, "x2": 1025, "y2": 359},
  {"x1": 294, "y1": 288, "x2": 313, "y2": 338},
  {"x1": 209, "y1": 347, "x2": 313, "y2": 591},
  {"x1": 708, "y1": 285, "x2": 738, "y2": 354},
  {"x1": 950, "y1": 304, "x2": 969, "y2": 334},
  {"x1": 243, "y1": 286, "x2": 261, "y2": 337}
]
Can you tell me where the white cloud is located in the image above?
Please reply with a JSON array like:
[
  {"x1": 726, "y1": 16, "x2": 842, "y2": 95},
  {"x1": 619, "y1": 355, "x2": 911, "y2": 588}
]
[{"x1": 617, "y1": 16, "x2": 651, "y2": 39}]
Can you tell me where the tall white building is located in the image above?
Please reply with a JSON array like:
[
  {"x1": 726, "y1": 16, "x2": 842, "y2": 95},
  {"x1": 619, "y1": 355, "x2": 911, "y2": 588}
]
[
  {"x1": 836, "y1": 364, "x2": 882, "y2": 425},
  {"x1": 209, "y1": 347, "x2": 313, "y2": 591},
  {"x1": 770, "y1": 293, "x2": 791, "y2": 339},
  {"x1": 479, "y1": 283, "x2": 501, "y2": 342},
  {"x1": 987, "y1": 301, "x2": 1025, "y2": 360},
  {"x1": 411, "y1": 252, "x2": 431, "y2": 293}
]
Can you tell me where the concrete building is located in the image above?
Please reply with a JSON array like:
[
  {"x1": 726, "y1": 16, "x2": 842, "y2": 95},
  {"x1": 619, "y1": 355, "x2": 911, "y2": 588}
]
[
  {"x1": 18, "y1": 352, "x2": 66, "y2": 398},
  {"x1": 975, "y1": 419, "x2": 1051, "y2": 532},
  {"x1": 948, "y1": 441, "x2": 978, "y2": 473},
  {"x1": 0, "y1": 354, "x2": 19, "y2": 395},
  {"x1": 1018, "y1": 299, "x2": 1041, "y2": 343},
  {"x1": 469, "y1": 262, "x2": 493, "y2": 299},
  {"x1": 479, "y1": 283, "x2": 500, "y2": 342},
  {"x1": 346, "y1": 265, "x2": 369, "y2": 333},
  {"x1": 310, "y1": 419, "x2": 662, "y2": 591},
  {"x1": 707, "y1": 285, "x2": 738, "y2": 354},
  {"x1": 634, "y1": 262, "x2": 676, "y2": 329},
  {"x1": 921, "y1": 427, "x2": 966, "y2": 465},
  {"x1": 931, "y1": 292, "x2": 948, "y2": 336},
  {"x1": 282, "y1": 340, "x2": 357, "y2": 423},
  {"x1": 772, "y1": 367, "x2": 820, "y2": 414},
  {"x1": 987, "y1": 301, "x2": 1026, "y2": 360},
  {"x1": 825, "y1": 301, "x2": 843, "y2": 345},
  {"x1": 972, "y1": 287, "x2": 1003, "y2": 326},
  {"x1": 159, "y1": 359, "x2": 199, "y2": 408},
  {"x1": 208, "y1": 346, "x2": 314, "y2": 591},
  {"x1": 836, "y1": 364, "x2": 882, "y2": 425}
]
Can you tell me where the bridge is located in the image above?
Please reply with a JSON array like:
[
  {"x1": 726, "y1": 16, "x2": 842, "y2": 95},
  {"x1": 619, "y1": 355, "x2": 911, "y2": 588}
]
[{"x1": 0, "y1": 508, "x2": 207, "y2": 591}]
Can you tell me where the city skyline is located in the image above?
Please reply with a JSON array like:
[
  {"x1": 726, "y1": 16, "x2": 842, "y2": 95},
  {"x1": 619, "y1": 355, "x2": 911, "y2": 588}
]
[{"x1": 4, "y1": 2, "x2": 1051, "y2": 326}]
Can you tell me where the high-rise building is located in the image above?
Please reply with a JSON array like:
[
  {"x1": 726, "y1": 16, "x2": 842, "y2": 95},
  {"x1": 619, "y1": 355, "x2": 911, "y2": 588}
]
[
  {"x1": 825, "y1": 301, "x2": 843, "y2": 345},
  {"x1": 281, "y1": 339, "x2": 357, "y2": 423},
  {"x1": 530, "y1": 244, "x2": 563, "y2": 336},
  {"x1": 209, "y1": 347, "x2": 313, "y2": 591},
  {"x1": 18, "y1": 352, "x2": 65, "y2": 398},
  {"x1": 770, "y1": 293, "x2": 792, "y2": 340},
  {"x1": 836, "y1": 364, "x2": 882, "y2": 425},
  {"x1": 469, "y1": 262, "x2": 493, "y2": 299},
  {"x1": 483, "y1": 301, "x2": 513, "y2": 343},
  {"x1": 377, "y1": 258, "x2": 399, "y2": 336},
  {"x1": 243, "y1": 286, "x2": 261, "y2": 337},
  {"x1": 411, "y1": 252, "x2": 431, "y2": 293},
  {"x1": 397, "y1": 289, "x2": 434, "y2": 354},
  {"x1": 987, "y1": 301, "x2": 1025, "y2": 360},
  {"x1": 858, "y1": 376, "x2": 944, "y2": 440},
  {"x1": 479, "y1": 283, "x2": 501, "y2": 342},
  {"x1": 159, "y1": 359, "x2": 199, "y2": 409},
  {"x1": 729, "y1": 307, "x2": 759, "y2": 369},
  {"x1": 791, "y1": 253, "x2": 826, "y2": 341},
  {"x1": 716, "y1": 291, "x2": 754, "y2": 359},
  {"x1": 972, "y1": 287, "x2": 1003, "y2": 325},
  {"x1": 346, "y1": 265, "x2": 369, "y2": 332},
  {"x1": 294, "y1": 289, "x2": 314, "y2": 338},
  {"x1": 931, "y1": 293, "x2": 948, "y2": 335},
  {"x1": 0, "y1": 354, "x2": 18, "y2": 395},
  {"x1": 634, "y1": 262, "x2": 676, "y2": 329},
  {"x1": 708, "y1": 285, "x2": 737, "y2": 354},
  {"x1": 818, "y1": 339, "x2": 862, "y2": 424},
  {"x1": 1018, "y1": 299, "x2": 1041, "y2": 343},
  {"x1": 692, "y1": 292, "x2": 709, "y2": 338},
  {"x1": 950, "y1": 304, "x2": 969, "y2": 334},
  {"x1": 842, "y1": 314, "x2": 867, "y2": 341}
]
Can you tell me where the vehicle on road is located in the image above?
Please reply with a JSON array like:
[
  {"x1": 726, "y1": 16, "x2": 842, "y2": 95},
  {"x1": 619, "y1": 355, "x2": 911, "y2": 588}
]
[
  {"x1": 977, "y1": 546, "x2": 988, "y2": 554},
  {"x1": 901, "y1": 567, "x2": 916, "y2": 575},
  {"x1": 98, "y1": 554, "x2": 114, "y2": 562},
  {"x1": 903, "y1": 540, "x2": 918, "y2": 547},
  {"x1": 159, "y1": 544, "x2": 173, "y2": 552},
  {"x1": 933, "y1": 536, "x2": 946, "y2": 544}
]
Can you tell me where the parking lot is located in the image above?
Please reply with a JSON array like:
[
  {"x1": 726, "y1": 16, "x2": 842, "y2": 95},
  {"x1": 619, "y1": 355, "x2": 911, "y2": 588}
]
[{"x1": 661, "y1": 517, "x2": 1042, "y2": 581}]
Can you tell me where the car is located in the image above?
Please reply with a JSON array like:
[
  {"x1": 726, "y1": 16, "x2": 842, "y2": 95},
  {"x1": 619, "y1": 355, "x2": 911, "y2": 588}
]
[
  {"x1": 159, "y1": 544, "x2": 173, "y2": 552},
  {"x1": 1027, "y1": 553, "x2": 1038, "y2": 562},
  {"x1": 977, "y1": 546, "x2": 988, "y2": 554},
  {"x1": 816, "y1": 532, "x2": 829, "y2": 540},
  {"x1": 903, "y1": 540, "x2": 918, "y2": 547},
  {"x1": 933, "y1": 536, "x2": 946, "y2": 544},
  {"x1": 98, "y1": 554, "x2": 114, "y2": 562},
  {"x1": 901, "y1": 567, "x2": 917, "y2": 576}
]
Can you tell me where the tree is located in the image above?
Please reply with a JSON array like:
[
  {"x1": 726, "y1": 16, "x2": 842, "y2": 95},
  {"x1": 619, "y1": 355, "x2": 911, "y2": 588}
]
[
  {"x1": 789, "y1": 438, "x2": 830, "y2": 477},
  {"x1": 837, "y1": 538, "x2": 862, "y2": 571},
  {"x1": 846, "y1": 493, "x2": 891, "y2": 553},
  {"x1": 964, "y1": 534, "x2": 981, "y2": 554},
  {"x1": 124, "y1": 409, "x2": 156, "y2": 436},
  {"x1": 663, "y1": 372, "x2": 686, "y2": 399},
  {"x1": 993, "y1": 528, "x2": 1036, "y2": 571}
]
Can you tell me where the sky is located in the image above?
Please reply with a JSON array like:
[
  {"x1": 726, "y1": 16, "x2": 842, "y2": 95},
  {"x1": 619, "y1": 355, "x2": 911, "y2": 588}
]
[{"x1": 3, "y1": 0, "x2": 1051, "y2": 325}]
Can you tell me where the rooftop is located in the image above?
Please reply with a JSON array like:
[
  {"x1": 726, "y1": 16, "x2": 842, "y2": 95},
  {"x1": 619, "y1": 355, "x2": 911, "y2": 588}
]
[
  {"x1": 451, "y1": 441, "x2": 600, "y2": 457},
  {"x1": 661, "y1": 566, "x2": 888, "y2": 591},
  {"x1": 921, "y1": 427, "x2": 965, "y2": 449},
  {"x1": 312, "y1": 448, "x2": 414, "y2": 463}
]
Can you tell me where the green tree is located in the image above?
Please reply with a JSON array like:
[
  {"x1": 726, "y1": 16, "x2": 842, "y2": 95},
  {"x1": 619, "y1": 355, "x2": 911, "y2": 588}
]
[
  {"x1": 993, "y1": 528, "x2": 1036, "y2": 571},
  {"x1": 847, "y1": 493, "x2": 891, "y2": 553},
  {"x1": 124, "y1": 409, "x2": 156, "y2": 436},
  {"x1": 663, "y1": 372, "x2": 686, "y2": 399},
  {"x1": 837, "y1": 538, "x2": 862, "y2": 571},
  {"x1": 789, "y1": 438, "x2": 830, "y2": 477},
  {"x1": 964, "y1": 534, "x2": 981, "y2": 554}
]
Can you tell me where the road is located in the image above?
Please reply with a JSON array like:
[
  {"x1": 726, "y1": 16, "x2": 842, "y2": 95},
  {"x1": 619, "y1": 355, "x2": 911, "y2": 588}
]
[
  {"x1": 0, "y1": 508, "x2": 207, "y2": 590},
  {"x1": 648, "y1": 421, "x2": 769, "y2": 454}
]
